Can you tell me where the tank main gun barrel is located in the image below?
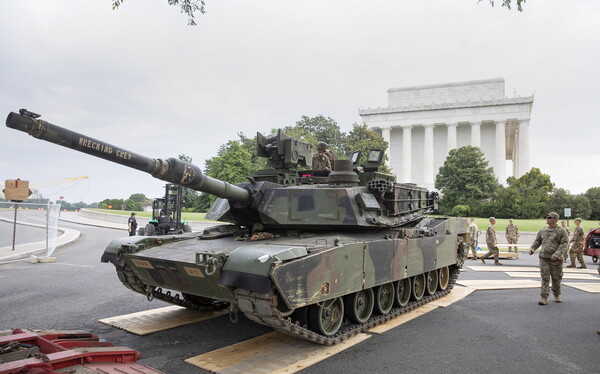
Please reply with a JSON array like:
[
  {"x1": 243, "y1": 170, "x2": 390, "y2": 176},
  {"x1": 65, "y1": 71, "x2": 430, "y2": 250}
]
[{"x1": 6, "y1": 111, "x2": 250, "y2": 203}]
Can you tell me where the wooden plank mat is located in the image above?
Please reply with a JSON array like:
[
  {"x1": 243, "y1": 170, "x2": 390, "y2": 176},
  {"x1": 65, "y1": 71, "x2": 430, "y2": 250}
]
[
  {"x1": 368, "y1": 304, "x2": 438, "y2": 334},
  {"x1": 505, "y1": 272, "x2": 599, "y2": 280},
  {"x1": 467, "y1": 266, "x2": 599, "y2": 275},
  {"x1": 185, "y1": 331, "x2": 370, "y2": 374},
  {"x1": 563, "y1": 282, "x2": 600, "y2": 293},
  {"x1": 467, "y1": 252, "x2": 519, "y2": 259},
  {"x1": 98, "y1": 306, "x2": 228, "y2": 335},
  {"x1": 429, "y1": 286, "x2": 476, "y2": 307},
  {"x1": 456, "y1": 279, "x2": 540, "y2": 290},
  {"x1": 467, "y1": 266, "x2": 540, "y2": 272}
]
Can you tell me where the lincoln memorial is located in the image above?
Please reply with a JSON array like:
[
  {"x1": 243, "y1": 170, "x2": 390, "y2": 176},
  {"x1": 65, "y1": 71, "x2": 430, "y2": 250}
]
[{"x1": 358, "y1": 78, "x2": 534, "y2": 189}]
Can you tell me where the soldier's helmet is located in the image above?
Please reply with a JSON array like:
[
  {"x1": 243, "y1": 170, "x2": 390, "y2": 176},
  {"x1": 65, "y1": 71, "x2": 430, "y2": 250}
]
[
  {"x1": 548, "y1": 212, "x2": 560, "y2": 220},
  {"x1": 316, "y1": 141, "x2": 328, "y2": 151}
]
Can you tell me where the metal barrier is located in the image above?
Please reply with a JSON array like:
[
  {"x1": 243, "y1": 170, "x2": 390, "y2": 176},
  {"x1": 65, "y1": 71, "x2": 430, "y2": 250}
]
[{"x1": 0, "y1": 201, "x2": 61, "y2": 263}]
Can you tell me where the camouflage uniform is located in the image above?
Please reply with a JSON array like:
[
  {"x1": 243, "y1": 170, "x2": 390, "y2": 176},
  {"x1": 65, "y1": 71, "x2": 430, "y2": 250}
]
[
  {"x1": 312, "y1": 152, "x2": 331, "y2": 171},
  {"x1": 530, "y1": 225, "x2": 569, "y2": 300},
  {"x1": 467, "y1": 221, "x2": 479, "y2": 259},
  {"x1": 482, "y1": 223, "x2": 500, "y2": 263},
  {"x1": 561, "y1": 222, "x2": 570, "y2": 262},
  {"x1": 568, "y1": 224, "x2": 586, "y2": 268},
  {"x1": 505, "y1": 222, "x2": 519, "y2": 253}
]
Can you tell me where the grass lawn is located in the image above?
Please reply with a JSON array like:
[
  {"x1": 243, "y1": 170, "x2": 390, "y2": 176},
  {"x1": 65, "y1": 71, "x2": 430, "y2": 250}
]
[
  {"x1": 87, "y1": 208, "x2": 212, "y2": 222},
  {"x1": 87, "y1": 209, "x2": 600, "y2": 231}
]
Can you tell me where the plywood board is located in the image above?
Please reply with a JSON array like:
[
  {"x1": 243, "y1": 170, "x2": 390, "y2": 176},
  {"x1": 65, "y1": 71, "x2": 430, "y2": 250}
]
[
  {"x1": 467, "y1": 252, "x2": 519, "y2": 259},
  {"x1": 467, "y1": 266, "x2": 540, "y2": 272},
  {"x1": 456, "y1": 279, "x2": 540, "y2": 290},
  {"x1": 429, "y1": 286, "x2": 476, "y2": 307},
  {"x1": 563, "y1": 282, "x2": 600, "y2": 293},
  {"x1": 368, "y1": 304, "x2": 438, "y2": 334},
  {"x1": 505, "y1": 272, "x2": 599, "y2": 280},
  {"x1": 467, "y1": 266, "x2": 599, "y2": 275},
  {"x1": 185, "y1": 331, "x2": 370, "y2": 374},
  {"x1": 98, "y1": 306, "x2": 228, "y2": 335}
]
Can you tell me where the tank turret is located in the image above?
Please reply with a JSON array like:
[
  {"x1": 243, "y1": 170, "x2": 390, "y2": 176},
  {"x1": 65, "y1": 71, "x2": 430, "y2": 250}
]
[{"x1": 7, "y1": 109, "x2": 435, "y2": 230}]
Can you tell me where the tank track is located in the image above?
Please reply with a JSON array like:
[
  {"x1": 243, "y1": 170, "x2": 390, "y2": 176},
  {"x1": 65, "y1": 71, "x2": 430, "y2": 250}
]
[
  {"x1": 236, "y1": 266, "x2": 461, "y2": 345},
  {"x1": 115, "y1": 266, "x2": 229, "y2": 312}
]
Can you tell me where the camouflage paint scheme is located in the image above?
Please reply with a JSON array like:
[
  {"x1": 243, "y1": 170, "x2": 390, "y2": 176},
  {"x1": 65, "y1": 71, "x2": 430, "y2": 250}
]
[
  {"x1": 101, "y1": 216, "x2": 466, "y2": 311},
  {"x1": 6, "y1": 110, "x2": 468, "y2": 341}
]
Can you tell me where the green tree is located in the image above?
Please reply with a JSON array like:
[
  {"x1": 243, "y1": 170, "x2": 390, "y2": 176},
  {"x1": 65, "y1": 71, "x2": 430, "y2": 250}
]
[
  {"x1": 112, "y1": 0, "x2": 206, "y2": 25},
  {"x1": 505, "y1": 168, "x2": 553, "y2": 219},
  {"x1": 284, "y1": 115, "x2": 345, "y2": 157},
  {"x1": 341, "y1": 123, "x2": 390, "y2": 173},
  {"x1": 435, "y1": 146, "x2": 499, "y2": 214},
  {"x1": 584, "y1": 187, "x2": 600, "y2": 220},
  {"x1": 571, "y1": 195, "x2": 591, "y2": 220},
  {"x1": 99, "y1": 198, "x2": 125, "y2": 210},
  {"x1": 548, "y1": 188, "x2": 574, "y2": 216},
  {"x1": 481, "y1": 0, "x2": 526, "y2": 11},
  {"x1": 199, "y1": 140, "x2": 254, "y2": 211}
]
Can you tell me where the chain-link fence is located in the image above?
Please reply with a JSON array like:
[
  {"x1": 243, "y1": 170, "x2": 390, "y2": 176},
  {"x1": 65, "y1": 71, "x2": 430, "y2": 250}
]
[{"x1": 0, "y1": 201, "x2": 61, "y2": 263}]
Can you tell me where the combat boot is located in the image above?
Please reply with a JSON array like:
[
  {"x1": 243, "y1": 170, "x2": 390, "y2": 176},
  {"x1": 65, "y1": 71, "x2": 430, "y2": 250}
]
[
  {"x1": 554, "y1": 296, "x2": 562, "y2": 303},
  {"x1": 538, "y1": 298, "x2": 548, "y2": 305},
  {"x1": 566, "y1": 264, "x2": 576, "y2": 268},
  {"x1": 577, "y1": 265, "x2": 587, "y2": 269},
  {"x1": 494, "y1": 261, "x2": 503, "y2": 266}
]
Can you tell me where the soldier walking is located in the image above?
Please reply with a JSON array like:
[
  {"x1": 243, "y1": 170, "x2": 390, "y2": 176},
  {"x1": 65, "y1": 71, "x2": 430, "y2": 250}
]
[
  {"x1": 529, "y1": 212, "x2": 569, "y2": 305},
  {"x1": 467, "y1": 218, "x2": 479, "y2": 260},
  {"x1": 505, "y1": 218, "x2": 520, "y2": 257},
  {"x1": 567, "y1": 218, "x2": 587, "y2": 269},
  {"x1": 481, "y1": 217, "x2": 502, "y2": 265},
  {"x1": 561, "y1": 220, "x2": 571, "y2": 263}
]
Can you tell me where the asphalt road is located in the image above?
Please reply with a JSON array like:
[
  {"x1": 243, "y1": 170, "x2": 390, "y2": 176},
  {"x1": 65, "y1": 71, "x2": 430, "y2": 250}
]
[{"x1": 0, "y1": 221, "x2": 598, "y2": 374}]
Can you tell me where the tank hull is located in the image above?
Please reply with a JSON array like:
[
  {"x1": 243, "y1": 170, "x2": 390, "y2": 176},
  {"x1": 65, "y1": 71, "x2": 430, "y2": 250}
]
[{"x1": 103, "y1": 216, "x2": 467, "y2": 344}]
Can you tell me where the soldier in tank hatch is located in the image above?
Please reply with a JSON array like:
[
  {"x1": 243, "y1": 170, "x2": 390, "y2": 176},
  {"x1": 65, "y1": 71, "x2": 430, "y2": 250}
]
[
  {"x1": 481, "y1": 217, "x2": 502, "y2": 265},
  {"x1": 312, "y1": 141, "x2": 335, "y2": 171},
  {"x1": 529, "y1": 212, "x2": 569, "y2": 305}
]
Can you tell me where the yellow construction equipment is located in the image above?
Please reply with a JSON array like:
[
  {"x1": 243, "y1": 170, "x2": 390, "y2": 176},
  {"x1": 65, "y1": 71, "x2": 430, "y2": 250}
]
[{"x1": 30, "y1": 176, "x2": 89, "y2": 189}]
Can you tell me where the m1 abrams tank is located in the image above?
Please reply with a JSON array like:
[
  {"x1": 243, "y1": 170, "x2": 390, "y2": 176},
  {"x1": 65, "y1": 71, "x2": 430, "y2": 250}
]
[{"x1": 6, "y1": 109, "x2": 468, "y2": 345}]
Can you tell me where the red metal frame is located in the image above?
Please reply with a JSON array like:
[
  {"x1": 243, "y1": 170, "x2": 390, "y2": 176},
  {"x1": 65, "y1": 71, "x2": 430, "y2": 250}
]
[{"x1": 0, "y1": 329, "x2": 162, "y2": 374}]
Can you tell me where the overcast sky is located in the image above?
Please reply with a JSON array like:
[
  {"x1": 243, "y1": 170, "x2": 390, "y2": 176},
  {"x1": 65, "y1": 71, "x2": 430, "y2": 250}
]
[{"x1": 1, "y1": 0, "x2": 598, "y2": 204}]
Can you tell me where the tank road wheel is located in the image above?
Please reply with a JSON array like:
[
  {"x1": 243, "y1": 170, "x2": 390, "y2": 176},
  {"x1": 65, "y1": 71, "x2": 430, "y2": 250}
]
[
  {"x1": 145, "y1": 223, "x2": 156, "y2": 236},
  {"x1": 394, "y1": 278, "x2": 411, "y2": 307},
  {"x1": 308, "y1": 297, "x2": 344, "y2": 337},
  {"x1": 344, "y1": 289, "x2": 374, "y2": 323},
  {"x1": 426, "y1": 270, "x2": 439, "y2": 295},
  {"x1": 374, "y1": 282, "x2": 395, "y2": 315},
  {"x1": 411, "y1": 274, "x2": 426, "y2": 301},
  {"x1": 438, "y1": 266, "x2": 450, "y2": 291}
]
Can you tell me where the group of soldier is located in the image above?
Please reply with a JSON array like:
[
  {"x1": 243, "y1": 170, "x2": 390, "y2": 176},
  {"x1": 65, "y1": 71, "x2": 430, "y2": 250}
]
[{"x1": 465, "y1": 213, "x2": 596, "y2": 307}]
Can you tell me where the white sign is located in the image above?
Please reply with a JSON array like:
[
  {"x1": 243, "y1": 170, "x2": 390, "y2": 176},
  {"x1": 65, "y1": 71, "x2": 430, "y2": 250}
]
[{"x1": 564, "y1": 208, "x2": 571, "y2": 218}]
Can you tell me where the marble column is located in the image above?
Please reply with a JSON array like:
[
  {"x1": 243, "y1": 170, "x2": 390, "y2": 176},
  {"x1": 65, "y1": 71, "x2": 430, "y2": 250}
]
[
  {"x1": 470, "y1": 121, "x2": 481, "y2": 147},
  {"x1": 517, "y1": 119, "x2": 530, "y2": 177},
  {"x1": 380, "y1": 127, "x2": 391, "y2": 167},
  {"x1": 495, "y1": 120, "x2": 506, "y2": 183},
  {"x1": 423, "y1": 124, "x2": 434, "y2": 186},
  {"x1": 446, "y1": 123, "x2": 457, "y2": 152},
  {"x1": 401, "y1": 125, "x2": 412, "y2": 182}
]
